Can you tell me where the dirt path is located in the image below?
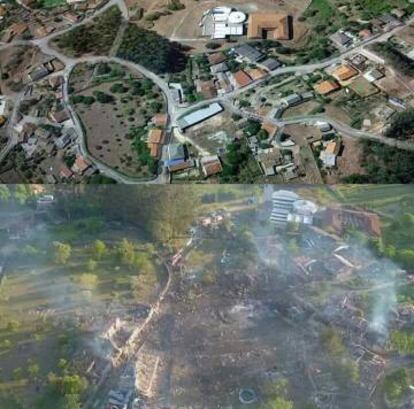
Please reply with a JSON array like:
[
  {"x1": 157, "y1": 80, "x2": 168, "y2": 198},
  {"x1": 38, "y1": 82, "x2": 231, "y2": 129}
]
[
  {"x1": 109, "y1": 20, "x2": 128, "y2": 57},
  {"x1": 87, "y1": 259, "x2": 174, "y2": 409}
]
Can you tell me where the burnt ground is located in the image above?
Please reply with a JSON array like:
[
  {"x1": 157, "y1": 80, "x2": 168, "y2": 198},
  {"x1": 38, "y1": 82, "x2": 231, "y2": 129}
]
[
  {"x1": 133, "y1": 228, "x2": 380, "y2": 409},
  {"x1": 128, "y1": 205, "x2": 414, "y2": 409}
]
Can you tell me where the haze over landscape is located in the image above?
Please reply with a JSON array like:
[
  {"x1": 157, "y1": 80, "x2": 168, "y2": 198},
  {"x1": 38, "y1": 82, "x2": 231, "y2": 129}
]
[{"x1": 0, "y1": 185, "x2": 414, "y2": 409}]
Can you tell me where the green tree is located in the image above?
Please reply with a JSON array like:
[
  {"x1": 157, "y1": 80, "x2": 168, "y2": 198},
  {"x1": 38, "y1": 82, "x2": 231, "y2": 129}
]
[
  {"x1": 397, "y1": 249, "x2": 414, "y2": 267},
  {"x1": 87, "y1": 259, "x2": 97, "y2": 272},
  {"x1": 52, "y1": 6, "x2": 122, "y2": 57},
  {"x1": 53, "y1": 242, "x2": 72, "y2": 265},
  {"x1": 257, "y1": 128, "x2": 269, "y2": 141},
  {"x1": 385, "y1": 108, "x2": 414, "y2": 140},
  {"x1": 27, "y1": 360, "x2": 40, "y2": 379},
  {"x1": 244, "y1": 119, "x2": 262, "y2": 136},
  {"x1": 93, "y1": 240, "x2": 107, "y2": 259},
  {"x1": 0, "y1": 185, "x2": 11, "y2": 202},
  {"x1": 0, "y1": 339, "x2": 11, "y2": 349},
  {"x1": 22, "y1": 244, "x2": 40, "y2": 256},
  {"x1": 95, "y1": 91, "x2": 114, "y2": 104},
  {"x1": 205, "y1": 42, "x2": 221, "y2": 49},
  {"x1": 383, "y1": 368, "x2": 411, "y2": 403},
  {"x1": 336, "y1": 359, "x2": 360, "y2": 384},
  {"x1": 265, "y1": 397, "x2": 294, "y2": 409},
  {"x1": 287, "y1": 238, "x2": 299, "y2": 254},
  {"x1": 13, "y1": 185, "x2": 31, "y2": 204},
  {"x1": 391, "y1": 330, "x2": 414, "y2": 355},
  {"x1": 60, "y1": 394, "x2": 82, "y2": 409},
  {"x1": 13, "y1": 367, "x2": 23, "y2": 380},
  {"x1": 110, "y1": 83, "x2": 128, "y2": 93},
  {"x1": 73, "y1": 273, "x2": 98, "y2": 289},
  {"x1": 51, "y1": 374, "x2": 88, "y2": 396},
  {"x1": 7, "y1": 320, "x2": 20, "y2": 332},
  {"x1": 262, "y1": 377, "x2": 289, "y2": 399},
  {"x1": 117, "y1": 238, "x2": 136, "y2": 266},
  {"x1": 58, "y1": 358, "x2": 68, "y2": 371},
  {"x1": 321, "y1": 327, "x2": 345, "y2": 357},
  {"x1": 117, "y1": 23, "x2": 188, "y2": 74}
]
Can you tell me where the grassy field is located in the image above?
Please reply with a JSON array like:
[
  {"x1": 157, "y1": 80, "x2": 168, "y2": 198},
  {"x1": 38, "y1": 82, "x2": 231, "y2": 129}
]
[
  {"x1": 348, "y1": 77, "x2": 379, "y2": 98},
  {"x1": 0, "y1": 220, "x2": 164, "y2": 408},
  {"x1": 356, "y1": 0, "x2": 412, "y2": 17},
  {"x1": 41, "y1": 0, "x2": 65, "y2": 7},
  {"x1": 328, "y1": 185, "x2": 414, "y2": 215},
  {"x1": 70, "y1": 62, "x2": 166, "y2": 178},
  {"x1": 306, "y1": 0, "x2": 336, "y2": 21},
  {"x1": 52, "y1": 6, "x2": 122, "y2": 57}
]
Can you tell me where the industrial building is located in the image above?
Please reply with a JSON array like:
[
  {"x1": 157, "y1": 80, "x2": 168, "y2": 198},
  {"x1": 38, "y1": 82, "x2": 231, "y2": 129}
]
[
  {"x1": 177, "y1": 103, "x2": 223, "y2": 131},
  {"x1": 234, "y1": 44, "x2": 263, "y2": 63},
  {"x1": 270, "y1": 190, "x2": 318, "y2": 226},
  {"x1": 270, "y1": 190, "x2": 299, "y2": 226},
  {"x1": 0, "y1": 97, "x2": 6, "y2": 116},
  {"x1": 200, "y1": 7, "x2": 247, "y2": 39},
  {"x1": 260, "y1": 58, "x2": 282, "y2": 71},
  {"x1": 287, "y1": 200, "x2": 318, "y2": 225}
]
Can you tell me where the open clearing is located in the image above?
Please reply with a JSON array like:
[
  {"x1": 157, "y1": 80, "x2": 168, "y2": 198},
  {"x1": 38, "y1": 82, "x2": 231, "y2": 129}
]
[
  {"x1": 145, "y1": 0, "x2": 309, "y2": 51},
  {"x1": 70, "y1": 62, "x2": 166, "y2": 178},
  {"x1": 185, "y1": 110, "x2": 243, "y2": 154}
]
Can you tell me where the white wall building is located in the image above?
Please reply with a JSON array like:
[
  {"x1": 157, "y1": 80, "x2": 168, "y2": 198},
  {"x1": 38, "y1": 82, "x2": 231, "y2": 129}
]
[
  {"x1": 0, "y1": 97, "x2": 6, "y2": 116},
  {"x1": 287, "y1": 200, "x2": 318, "y2": 225},
  {"x1": 270, "y1": 190, "x2": 318, "y2": 226},
  {"x1": 270, "y1": 190, "x2": 299, "y2": 226},
  {"x1": 200, "y1": 7, "x2": 246, "y2": 39}
]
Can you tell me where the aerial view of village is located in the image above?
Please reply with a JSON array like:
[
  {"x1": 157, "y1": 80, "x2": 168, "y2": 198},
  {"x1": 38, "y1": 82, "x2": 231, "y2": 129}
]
[
  {"x1": 1, "y1": 0, "x2": 414, "y2": 183},
  {"x1": 0, "y1": 184, "x2": 414, "y2": 409}
]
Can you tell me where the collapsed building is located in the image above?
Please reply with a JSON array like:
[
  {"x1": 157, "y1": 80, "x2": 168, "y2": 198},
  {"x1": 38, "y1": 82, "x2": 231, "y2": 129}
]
[{"x1": 270, "y1": 190, "x2": 318, "y2": 227}]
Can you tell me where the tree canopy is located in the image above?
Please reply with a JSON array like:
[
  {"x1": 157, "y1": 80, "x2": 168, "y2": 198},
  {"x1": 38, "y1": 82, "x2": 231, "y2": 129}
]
[
  {"x1": 117, "y1": 24, "x2": 188, "y2": 74},
  {"x1": 343, "y1": 141, "x2": 414, "y2": 184},
  {"x1": 386, "y1": 109, "x2": 414, "y2": 140},
  {"x1": 53, "y1": 186, "x2": 201, "y2": 243}
]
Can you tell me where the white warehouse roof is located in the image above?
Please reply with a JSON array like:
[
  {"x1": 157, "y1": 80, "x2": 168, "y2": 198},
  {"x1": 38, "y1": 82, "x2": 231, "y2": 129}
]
[{"x1": 177, "y1": 103, "x2": 223, "y2": 130}]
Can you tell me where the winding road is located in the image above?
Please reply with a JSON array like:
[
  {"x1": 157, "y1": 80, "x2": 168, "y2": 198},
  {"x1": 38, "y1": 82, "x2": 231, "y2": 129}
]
[{"x1": 1, "y1": 3, "x2": 414, "y2": 182}]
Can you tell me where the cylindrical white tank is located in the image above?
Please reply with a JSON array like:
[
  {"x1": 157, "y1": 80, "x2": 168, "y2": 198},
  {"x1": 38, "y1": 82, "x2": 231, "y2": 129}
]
[
  {"x1": 293, "y1": 200, "x2": 318, "y2": 215},
  {"x1": 228, "y1": 11, "x2": 247, "y2": 24}
]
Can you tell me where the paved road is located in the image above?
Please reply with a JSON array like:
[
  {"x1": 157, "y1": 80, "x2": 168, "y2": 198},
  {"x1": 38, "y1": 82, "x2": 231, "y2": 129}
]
[
  {"x1": 176, "y1": 17, "x2": 414, "y2": 119},
  {"x1": 0, "y1": 90, "x2": 26, "y2": 163},
  {"x1": 277, "y1": 115, "x2": 414, "y2": 152},
  {"x1": 276, "y1": 114, "x2": 414, "y2": 151},
  {"x1": 61, "y1": 60, "x2": 170, "y2": 184},
  {"x1": 2, "y1": 5, "x2": 414, "y2": 181}
]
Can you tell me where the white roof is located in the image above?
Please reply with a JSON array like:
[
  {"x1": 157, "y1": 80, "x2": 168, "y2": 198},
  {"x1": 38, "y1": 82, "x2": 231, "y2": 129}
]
[
  {"x1": 0, "y1": 99, "x2": 5, "y2": 116},
  {"x1": 280, "y1": 140, "x2": 295, "y2": 147},
  {"x1": 320, "y1": 152, "x2": 336, "y2": 167},
  {"x1": 205, "y1": 7, "x2": 245, "y2": 38},
  {"x1": 228, "y1": 11, "x2": 246, "y2": 24},
  {"x1": 213, "y1": 23, "x2": 243, "y2": 38},
  {"x1": 177, "y1": 103, "x2": 223, "y2": 129},
  {"x1": 272, "y1": 190, "x2": 299, "y2": 201},
  {"x1": 214, "y1": 14, "x2": 229, "y2": 22},
  {"x1": 292, "y1": 200, "x2": 318, "y2": 215},
  {"x1": 228, "y1": 25, "x2": 243, "y2": 35},
  {"x1": 213, "y1": 24, "x2": 228, "y2": 39},
  {"x1": 213, "y1": 6, "x2": 232, "y2": 14}
]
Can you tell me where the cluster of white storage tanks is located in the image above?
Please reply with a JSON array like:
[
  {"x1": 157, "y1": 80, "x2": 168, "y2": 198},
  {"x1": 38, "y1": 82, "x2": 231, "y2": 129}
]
[{"x1": 201, "y1": 7, "x2": 247, "y2": 39}]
